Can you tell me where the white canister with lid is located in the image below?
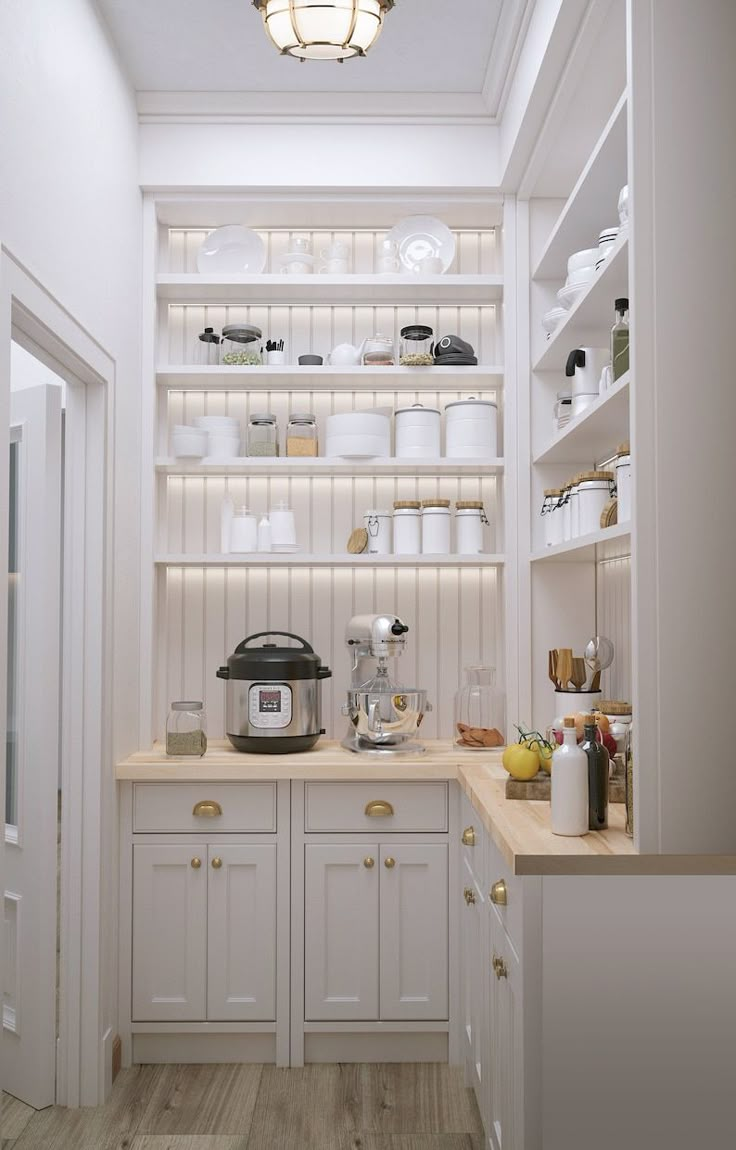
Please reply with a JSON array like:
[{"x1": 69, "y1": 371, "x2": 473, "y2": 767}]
[
  {"x1": 615, "y1": 443, "x2": 632, "y2": 521},
  {"x1": 542, "y1": 489, "x2": 563, "y2": 548},
  {"x1": 569, "y1": 477, "x2": 581, "y2": 538},
  {"x1": 561, "y1": 486, "x2": 572, "y2": 542},
  {"x1": 421, "y1": 499, "x2": 451, "y2": 554},
  {"x1": 444, "y1": 398, "x2": 498, "y2": 458},
  {"x1": 364, "y1": 509, "x2": 392, "y2": 555},
  {"x1": 393, "y1": 501, "x2": 421, "y2": 555},
  {"x1": 455, "y1": 501, "x2": 488, "y2": 554},
  {"x1": 395, "y1": 404, "x2": 441, "y2": 459},
  {"x1": 577, "y1": 471, "x2": 615, "y2": 535},
  {"x1": 230, "y1": 507, "x2": 258, "y2": 552}
]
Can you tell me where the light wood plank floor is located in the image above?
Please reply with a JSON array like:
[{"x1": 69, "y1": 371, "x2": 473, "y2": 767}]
[{"x1": 3, "y1": 1064, "x2": 483, "y2": 1149}]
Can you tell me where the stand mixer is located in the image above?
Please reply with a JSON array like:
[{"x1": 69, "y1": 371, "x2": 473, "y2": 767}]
[{"x1": 340, "y1": 614, "x2": 431, "y2": 755}]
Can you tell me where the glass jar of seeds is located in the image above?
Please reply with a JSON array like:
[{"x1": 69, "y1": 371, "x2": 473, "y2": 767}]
[
  {"x1": 286, "y1": 413, "x2": 318, "y2": 456},
  {"x1": 400, "y1": 324, "x2": 434, "y2": 366},
  {"x1": 247, "y1": 413, "x2": 279, "y2": 457},
  {"x1": 166, "y1": 701, "x2": 207, "y2": 757},
  {"x1": 221, "y1": 324, "x2": 263, "y2": 366}
]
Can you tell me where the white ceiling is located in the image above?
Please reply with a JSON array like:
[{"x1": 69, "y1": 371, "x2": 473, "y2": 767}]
[{"x1": 97, "y1": 0, "x2": 525, "y2": 108}]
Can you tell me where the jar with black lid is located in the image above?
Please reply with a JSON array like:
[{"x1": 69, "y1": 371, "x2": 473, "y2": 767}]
[{"x1": 400, "y1": 324, "x2": 434, "y2": 366}]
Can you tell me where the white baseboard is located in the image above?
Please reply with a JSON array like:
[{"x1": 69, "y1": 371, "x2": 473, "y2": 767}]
[
  {"x1": 304, "y1": 1031, "x2": 448, "y2": 1063},
  {"x1": 132, "y1": 1032, "x2": 276, "y2": 1063}
]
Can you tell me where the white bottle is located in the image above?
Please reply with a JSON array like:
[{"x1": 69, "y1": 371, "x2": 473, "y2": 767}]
[
  {"x1": 551, "y1": 716, "x2": 589, "y2": 836},
  {"x1": 230, "y1": 507, "x2": 258, "y2": 553},
  {"x1": 220, "y1": 494, "x2": 234, "y2": 555},
  {"x1": 257, "y1": 514, "x2": 272, "y2": 553}
]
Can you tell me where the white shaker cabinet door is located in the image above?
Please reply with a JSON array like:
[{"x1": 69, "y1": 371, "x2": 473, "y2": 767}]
[
  {"x1": 132, "y1": 844, "x2": 207, "y2": 1022},
  {"x1": 488, "y1": 912, "x2": 523, "y2": 1150},
  {"x1": 461, "y1": 855, "x2": 487, "y2": 1120},
  {"x1": 304, "y1": 844, "x2": 379, "y2": 1021},
  {"x1": 207, "y1": 844, "x2": 277, "y2": 1021},
  {"x1": 379, "y1": 843, "x2": 448, "y2": 1021}
]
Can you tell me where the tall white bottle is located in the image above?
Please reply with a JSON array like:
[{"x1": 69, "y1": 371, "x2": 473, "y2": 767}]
[{"x1": 551, "y1": 716, "x2": 589, "y2": 836}]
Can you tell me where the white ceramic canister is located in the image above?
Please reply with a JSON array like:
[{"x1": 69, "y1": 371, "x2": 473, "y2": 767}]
[
  {"x1": 615, "y1": 442, "x2": 632, "y2": 522},
  {"x1": 364, "y1": 509, "x2": 392, "y2": 555},
  {"x1": 444, "y1": 398, "x2": 498, "y2": 458},
  {"x1": 553, "y1": 690, "x2": 602, "y2": 724},
  {"x1": 421, "y1": 499, "x2": 451, "y2": 554},
  {"x1": 542, "y1": 488, "x2": 563, "y2": 548},
  {"x1": 577, "y1": 470, "x2": 615, "y2": 535},
  {"x1": 269, "y1": 501, "x2": 297, "y2": 546},
  {"x1": 561, "y1": 486, "x2": 572, "y2": 542},
  {"x1": 455, "y1": 501, "x2": 487, "y2": 555},
  {"x1": 569, "y1": 477, "x2": 581, "y2": 538},
  {"x1": 230, "y1": 507, "x2": 258, "y2": 552},
  {"x1": 393, "y1": 501, "x2": 421, "y2": 555},
  {"x1": 394, "y1": 404, "x2": 441, "y2": 459}
]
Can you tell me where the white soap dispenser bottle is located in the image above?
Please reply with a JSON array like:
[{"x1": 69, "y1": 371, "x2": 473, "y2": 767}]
[{"x1": 551, "y1": 716, "x2": 589, "y2": 836}]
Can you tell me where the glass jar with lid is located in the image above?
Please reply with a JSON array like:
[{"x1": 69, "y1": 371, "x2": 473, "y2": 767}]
[
  {"x1": 454, "y1": 666, "x2": 506, "y2": 749},
  {"x1": 400, "y1": 324, "x2": 434, "y2": 366},
  {"x1": 362, "y1": 334, "x2": 394, "y2": 366},
  {"x1": 286, "y1": 413, "x2": 318, "y2": 457},
  {"x1": 197, "y1": 327, "x2": 220, "y2": 366},
  {"x1": 221, "y1": 323, "x2": 262, "y2": 366},
  {"x1": 247, "y1": 413, "x2": 279, "y2": 457},
  {"x1": 166, "y1": 701, "x2": 207, "y2": 757}
]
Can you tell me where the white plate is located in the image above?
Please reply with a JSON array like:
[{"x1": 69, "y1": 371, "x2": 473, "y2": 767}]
[
  {"x1": 386, "y1": 215, "x2": 456, "y2": 274},
  {"x1": 196, "y1": 225, "x2": 267, "y2": 275},
  {"x1": 271, "y1": 543, "x2": 300, "y2": 553},
  {"x1": 278, "y1": 252, "x2": 315, "y2": 266},
  {"x1": 557, "y1": 282, "x2": 588, "y2": 309},
  {"x1": 542, "y1": 306, "x2": 568, "y2": 333}
]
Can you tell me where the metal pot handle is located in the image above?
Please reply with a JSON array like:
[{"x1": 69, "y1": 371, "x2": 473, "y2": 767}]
[{"x1": 234, "y1": 631, "x2": 314, "y2": 654}]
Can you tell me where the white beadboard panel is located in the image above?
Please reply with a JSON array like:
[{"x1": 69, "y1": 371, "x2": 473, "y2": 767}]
[
  {"x1": 157, "y1": 566, "x2": 501, "y2": 743},
  {"x1": 164, "y1": 227, "x2": 499, "y2": 276},
  {"x1": 596, "y1": 555, "x2": 631, "y2": 704},
  {"x1": 165, "y1": 303, "x2": 499, "y2": 366}
]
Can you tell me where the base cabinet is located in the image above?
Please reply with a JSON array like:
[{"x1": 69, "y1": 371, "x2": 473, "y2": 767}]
[{"x1": 487, "y1": 909, "x2": 522, "y2": 1150}]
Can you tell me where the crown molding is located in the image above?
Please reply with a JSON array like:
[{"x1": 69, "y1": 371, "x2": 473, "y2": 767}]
[
  {"x1": 136, "y1": 90, "x2": 495, "y2": 127},
  {"x1": 483, "y1": 0, "x2": 537, "y2": 120}
]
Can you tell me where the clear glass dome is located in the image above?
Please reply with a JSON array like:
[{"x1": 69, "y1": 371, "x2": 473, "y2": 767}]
[{"x1": 454, "y1": 666, "x2": 506, "y2": 749}]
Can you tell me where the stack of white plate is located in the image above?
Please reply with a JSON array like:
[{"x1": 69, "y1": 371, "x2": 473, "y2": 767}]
[
  {"x1": 542, "y1": 306, "x2": 568, "y2": 339},
  {"x1": 194, "y1": 415, "x2": 241, "y2": 459},
  {"x1": 596, "y1": 227, "x2": 619, "y2": 269},
  {"x1": 557, "y1": 247, "x2": 598, "y2": 309},
  {"x1": 325, "y1": 411, "x2": 391, "y2": 458}
]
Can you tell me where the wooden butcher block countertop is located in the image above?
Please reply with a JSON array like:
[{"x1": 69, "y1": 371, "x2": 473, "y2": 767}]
[{"x1": 117, "y1": 740, "x2": 736, "y2": 876}]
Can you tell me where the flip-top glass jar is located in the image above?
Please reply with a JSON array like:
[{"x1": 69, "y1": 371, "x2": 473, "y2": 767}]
[
  {"x1": 197, "y1": 327, "x2": 220, "y2": 366},
  {"x1": 400, "y1": 324, "x2": 434, "y2": 366},
  {"x1": 247, "y1": 413, "x2": 279, "y2": 457},
  {"x1": 454, "y1": 666, "x2": 506, "y2": 749},
  {"x1": 166, "y1": 701, "x2": 207, "y2": 757}
]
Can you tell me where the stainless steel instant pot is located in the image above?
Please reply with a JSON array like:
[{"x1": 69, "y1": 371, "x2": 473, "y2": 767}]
[{"x1": 217, "y1": 632, "x2": 331, "y2": 753}]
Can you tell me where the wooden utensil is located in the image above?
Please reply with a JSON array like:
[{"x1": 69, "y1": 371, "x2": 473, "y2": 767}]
[
  {"x1": 591, "y1": 669, "x2": 602, "y2": 692},
  {"x1": 557, "y1": 648, "x2": 573, "y2": 690},
  {"x1": 548, "y1": 649, "x2": 559, "y2": 689},
  {"x1": 571, "y1": 657, "x2": 587, "y2": 691}
]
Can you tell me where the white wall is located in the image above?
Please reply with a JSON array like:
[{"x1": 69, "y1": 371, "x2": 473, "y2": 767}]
[{"x1": 0, "y1": 0, "x2": 141, "y2": 1098}]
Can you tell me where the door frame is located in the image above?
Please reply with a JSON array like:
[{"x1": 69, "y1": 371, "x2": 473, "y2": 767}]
[{"x1": 0, "y1": 247, "x2": 116, "y2": 1106}]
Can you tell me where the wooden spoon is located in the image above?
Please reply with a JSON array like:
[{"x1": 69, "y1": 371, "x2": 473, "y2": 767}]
[
  {"x1": 548, "y1": 649, "x2": 559, "y2": 689},
  {"x1": 557, "y1": 648, "x2": 573, "y2": 690},
  {"x1": 571, "y1": 657, "x2": 587, "y2": 691}
]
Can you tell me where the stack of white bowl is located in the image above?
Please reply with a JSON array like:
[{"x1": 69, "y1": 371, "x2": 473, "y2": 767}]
[
  {"x1": 325, "y1": 411, "x2": 391, "y2": 458},
  {"x1": 595, "y1": 226, "x2": 619, "y2": 269},
  {"x1": 557, "y1": 248, "x2": 598, "y2": 309},
  {"x1": 194, "y1": 415, "x2": 241, "y2": 459},
  {"x1": 171, "y1": 425, "x2": 208, "y2": 458}
]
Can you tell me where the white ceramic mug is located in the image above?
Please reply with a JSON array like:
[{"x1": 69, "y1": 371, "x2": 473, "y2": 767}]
[
  {"x1": 281, "y1": 260, "x2": 312, "y2": 275},
  {"x1": 377, "y1": 255, "x2": 400, "y2": 273},
  {"x1": 291, "y1": 236, "x2": 311, "y2": 255},
  {"x1": 418, "y1": 255, "x2": 443, "y2": 275},
  {"x1": 321, "y1": 241, "x2": 348, "y2": 261},
  {"x1": 319, "y1": 258, "x2": 349, "y2": 274}
]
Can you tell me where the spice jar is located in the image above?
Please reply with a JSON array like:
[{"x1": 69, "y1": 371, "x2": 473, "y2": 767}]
[
  {"x1": 286, "y1": 413, "x2": 318, "y2": 457},
  {"x1": 577, "y1": 470, "x2": 615, "y2": 535},
  {"x1": 247, "y1": 413, "x2": 279, "y2": 457},
  {"x1": 166, "y1": 701, "x2": 207, "y2": 757},
  {"x1": 421, "y1": 499, "x2": 451, "y2": 554},
  {"x1": 615, "y1": 442, "x2": 632, "y2": 522},
  {"x1": 542, "y1": 488, "x2": 563, "y2": 548},
  {"x1": 393, "y1": 501, "x2": 421, "y2": 554},
  {"x1": 399, "y1": 324, "x2": 434, "y2": 366},
  {"x1": 221, "y1": 324, "x2": 262, "y2": 366},
  {"x1": 362, "y1": 334, "x2": 394, "y2": 366},
  {"x1": 197, "y1": 327, "x2": 220, "y2": 366},
  {"x1": 455, "y1": 501, "x2": 488, "y2": 554}
]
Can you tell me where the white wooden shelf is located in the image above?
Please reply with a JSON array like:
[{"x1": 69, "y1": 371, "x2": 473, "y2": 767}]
[
  {"x1": 155, "y1": 554, "x2": 505, "y2": 568},
  {"x1": 530, "y1": 523, "x2": 631, "y2": 563},
  {"x1": 156, "y1": 457, "x2": 504, "y2": 477},
  {"x1": 156, "y1": 273, "x2": 504, "y2": 305},
  {"x1": 157, "y1": 365, "x2": 504, "y2": 392},
  {"x1": 534, "y1": 235, "x2": 629, "y2": 372},
  {"x1": 534, "y1": 92, "x2": 628, "y2": 282},
  {"x1": 533, "y1": 372, "x2": 630, "y2": 465}
]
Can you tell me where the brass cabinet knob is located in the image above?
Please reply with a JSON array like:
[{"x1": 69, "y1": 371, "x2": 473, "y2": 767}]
[
  {"x1": 461, "y1": 826, "x2": 476, "y2": 847},
  {"x1": 190, "y1": 857, "x2": 202, "y2": 869},
  {"x1": 193, "y1": 800, "x2": 223, "y2": 818},
  {"x1": 490, "y1": 879, "x2": 508, "y2": 906},
  {"x1": 365, "y1": 800, "x2": 394, "y2": 818},
  {"x1": 211, "y1": 857, "x2": 223, "y2": 870},
  {"x1": 363, "y1": 857, "x2": 375, "y2": 869},
  {"x1": 492, "y1": 953, "x2": 508, "y2": 980},
  {"x1": 463, "y1": 886, "x2": 476, "y2": 906},
  {"x1": 384, "y1": 856, "x2": 396, "y2": 869}
]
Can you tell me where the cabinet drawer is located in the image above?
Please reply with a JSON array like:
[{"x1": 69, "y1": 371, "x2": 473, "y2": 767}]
[
  {"x1": 305, "y1": 782, "x2": 447, "y2": 833},
  {"x1": 133, "y1": 783, "x2": 276, "y2": 833},
  {"x1": 486, "y1": 838, "x2": 523, "y2": 951}
]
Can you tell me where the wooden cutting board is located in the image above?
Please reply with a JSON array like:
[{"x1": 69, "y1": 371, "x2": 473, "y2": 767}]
[{"x1": 505, "y1": 772, "x2": 625, "y2": 803}]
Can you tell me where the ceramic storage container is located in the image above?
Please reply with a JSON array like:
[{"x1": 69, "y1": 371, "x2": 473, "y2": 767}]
[
  {"x1": 455, "y1": 501, "x2": 487, "y2": 554},
  {"x1": 393, "y1": 501, "x2": 421, "y2": 554},
  {"x1": 363, "y1": 509, "x2": 392, "y2": 554},
  {"x1": 394, "y1": 404, "x2": 441, "y2": 459},
  {"x1": 577, "y1": 471, "x2": 615, "y2": 535},
  {"x1": 421, "y1": 499, "x2": 451, "y2": 554},
  {"x1": 615, "y1": 443, "x2": 632, "y2": 521},
  {"x1": 542, "y1": 488, "x2": 564, "y2": 548},
  {"x1": 444, "y1": 398, "x2": 498, "y2": 458}
]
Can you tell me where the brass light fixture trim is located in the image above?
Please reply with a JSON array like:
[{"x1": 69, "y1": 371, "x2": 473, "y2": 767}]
[{"x1": 252, "y1": 0, "x2": 396, "y2": 62}]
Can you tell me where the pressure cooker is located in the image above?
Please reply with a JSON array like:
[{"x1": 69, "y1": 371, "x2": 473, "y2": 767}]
[{"x1": 216, "y1": 632, "x2": 331, "y2": 753}]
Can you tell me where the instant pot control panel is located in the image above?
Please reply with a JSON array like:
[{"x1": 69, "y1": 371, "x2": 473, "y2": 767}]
[{"x1": 248, "y1": 682, "x2": 293, "y2": 729}]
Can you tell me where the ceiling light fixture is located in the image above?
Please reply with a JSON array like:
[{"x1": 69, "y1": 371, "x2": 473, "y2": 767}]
[{"x1": 252, "y1": 0, "x2": 395, "y2": 62}]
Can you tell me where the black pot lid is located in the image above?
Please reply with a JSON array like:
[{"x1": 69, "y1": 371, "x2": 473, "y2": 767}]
[{"x1": 218, "y1": 631, "x2": 330, "y2": 681}]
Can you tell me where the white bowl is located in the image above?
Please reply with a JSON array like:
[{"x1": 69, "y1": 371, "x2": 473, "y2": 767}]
[
  {"x1": 618, "y1": 185, "x2": 629, "y2": 227},
  {"x1": 194, "y1": 415, "x2": 240, "y2": 430},
  {"x1": 325, "y1": 433, "x2": 390, "y2": 458},
  {"x1": 567, "y1": 248, "x2": 599, "y2": 274},
  {"x1": 325, "y1": 412, "x2": 391, "y2": 439},
  {"x1": 542, "y1": 306, "x2": 568, "y2": 334},
  {"x1": 557, "y1": 283, "x2": 587, "y2": 309},
  {"x1": 565, "y1": 265, "x2": 596, "y2": 287},
  {"x1": 598, "y1": 227, "x2": 619, "y2": 246},
  {"x1": 207, "y1": 433, "x2": 241, "y2": 457},
  {"x1": 172, "y1": 429, "x2": 208, "y2": 457}
]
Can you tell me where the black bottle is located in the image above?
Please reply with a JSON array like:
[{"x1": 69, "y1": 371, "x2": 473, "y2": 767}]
[{"x1": 581, "y1": 715, "x2": 609, "y2": 831}]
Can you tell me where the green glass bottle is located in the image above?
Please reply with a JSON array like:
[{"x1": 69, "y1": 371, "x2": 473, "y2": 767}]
[
  {"x1": 581, "y1": 715, "x2": 609, "y2": 831},
  {"x1": 611, "y1": 297, "x2": 630, "y2": 380}
]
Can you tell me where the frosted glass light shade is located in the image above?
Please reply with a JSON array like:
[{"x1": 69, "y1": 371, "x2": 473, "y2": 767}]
[{"x1": 254, "y1": 0, "x2": 393, "y2": 60}]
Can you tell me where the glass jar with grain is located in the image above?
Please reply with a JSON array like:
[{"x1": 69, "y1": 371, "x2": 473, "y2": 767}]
[
  {"x1": 247, "y1": 413, "x2": 279, "y2": 457},
  {"x1": 166, "y1": 701, "x2": 207, "y2": 757},
  {"x1": 286, "y1": 413, "x2": 318, "y2": 457}
]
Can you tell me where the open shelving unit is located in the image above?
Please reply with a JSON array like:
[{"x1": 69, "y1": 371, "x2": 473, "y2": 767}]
[
  {"x1": 156, "y1": 272, "x2": 504, "y2": 305},
  {"x1": 157, "y1": 364, "x2": 505, "y2": 391},
  {"x1": 533, "y1": 371, "x2": 629, "y2": 465},
  {"x1": 155, "y1": 553, "x2": 506, "y2": 568},
  {"x1": 155, "y1": 457, "x2": 505, "y2": 477}
]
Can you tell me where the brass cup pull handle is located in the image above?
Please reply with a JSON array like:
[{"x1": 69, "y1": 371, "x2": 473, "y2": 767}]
[
  {"x1": 211, "y1": 857, "x2": 223, "y2": 870},
  {"x1": 384, "y1": 857, "x2": 396, "y2": 869},
  {"x1": 365, "y1": 800, "x2": 394, "y2": 818},
  {"x1": 463, "y1": 886, "x2": 476, "y2": 906},
  {"x1": 191, "y1": 857, "x2": 202, "y2": 869},
  {"x1": 193, "y1": 800, "x2": 223, "y2": 818},
  {"x1": 493, "y1": 952, "x2": 508, "y2": 980},
  {"x1": 461, "y1": 826, "x2": 476, "y2": 847},
  {"x1": 490, "y1": 879, "x2": 508, "y2": 906},
  {"x1": 363, "y1": 857, "x2": 375, "y2": 869}
]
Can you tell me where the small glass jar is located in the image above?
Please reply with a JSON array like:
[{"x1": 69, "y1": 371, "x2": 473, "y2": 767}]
[
  {"x1": 247, "y1": 413, "x2": 279, "y2": 457},
  {"x1": 197, "y1": 327, "x2": 220, "y2": 366},
  {"x1": 400, "y1": 324, "x2": 434, "y2": 366},
  {"x1": 221, "y1": 324, "x2": 262, "y2": 366},
  {"x1": 166, "y1": 701, "x2": 207, "y2": 757},
  {"x1": 454, "y1": 666, "x2": 506, "y2": 748},
  {"x1": 286, "y1": 413, "x2": 318, "y2": 457},
  {"x1": 362, "y1": 334, "x2": 394, "y2": 366},
  {"x1": 596, "y1": 700, "x2": 632, "y2": 779}
]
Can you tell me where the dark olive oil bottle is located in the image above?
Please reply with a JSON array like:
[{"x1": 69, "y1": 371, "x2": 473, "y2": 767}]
[{"x1": 581, "y1": 715, "x2": 609, "y2": 831}]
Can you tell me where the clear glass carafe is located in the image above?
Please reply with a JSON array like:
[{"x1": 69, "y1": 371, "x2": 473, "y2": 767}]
[{"x1": 454, "y1": 666, "x2": 506, "y2": 749}]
